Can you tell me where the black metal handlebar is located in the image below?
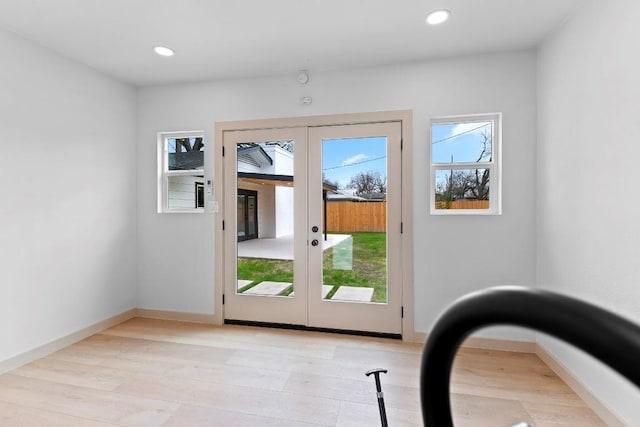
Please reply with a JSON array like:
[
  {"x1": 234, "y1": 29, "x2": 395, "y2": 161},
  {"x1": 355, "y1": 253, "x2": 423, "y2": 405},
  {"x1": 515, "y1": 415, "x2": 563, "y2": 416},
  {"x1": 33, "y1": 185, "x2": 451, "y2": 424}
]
[{"x1": 419, "y1": 286, "x2": 640, "y2": 426}]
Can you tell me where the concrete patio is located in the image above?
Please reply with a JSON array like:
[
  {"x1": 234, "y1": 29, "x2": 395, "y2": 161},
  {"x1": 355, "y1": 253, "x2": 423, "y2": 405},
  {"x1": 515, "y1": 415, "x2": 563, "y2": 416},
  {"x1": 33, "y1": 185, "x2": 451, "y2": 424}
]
[{"x1": 237, "y1": 233, "x2": 351, "y2": 260}]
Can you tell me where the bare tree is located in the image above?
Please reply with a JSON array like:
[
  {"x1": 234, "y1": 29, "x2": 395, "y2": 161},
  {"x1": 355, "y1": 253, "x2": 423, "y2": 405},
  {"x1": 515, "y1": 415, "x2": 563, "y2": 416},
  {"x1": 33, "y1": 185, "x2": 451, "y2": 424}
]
[
  {"x1": 436, "y1": 130, "x2": 491, "y2": 204},
  {"x1": 174, "y1": 137, "x2": 204, "y2": 152},
  {"x1": 349, "y1": 171, "x2": 386, "y2": 195},
  {"x1": 470, "y1": 130, "x2": 491, "y2": 200}
]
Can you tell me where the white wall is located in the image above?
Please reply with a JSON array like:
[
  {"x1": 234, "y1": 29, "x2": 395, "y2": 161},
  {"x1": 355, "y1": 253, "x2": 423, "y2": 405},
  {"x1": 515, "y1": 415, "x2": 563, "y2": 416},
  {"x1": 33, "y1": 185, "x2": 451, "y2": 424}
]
[
  {"x1": 0, "y1": 29, "x2": 137, "y2": 364},
  {"x1": 538, "y1": 1, "x2": 640, "y2": 423},
  {"x1": 137, "y1": 50, "x2": 537, "y2": 339}
]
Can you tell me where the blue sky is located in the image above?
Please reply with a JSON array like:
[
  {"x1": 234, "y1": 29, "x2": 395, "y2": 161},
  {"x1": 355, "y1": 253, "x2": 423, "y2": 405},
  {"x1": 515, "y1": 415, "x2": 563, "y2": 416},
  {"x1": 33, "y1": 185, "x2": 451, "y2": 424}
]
[
  {"x1": 432, "y1": 122, "x2": 492, "y2": 164},
  {"x1": 322, "y1": 137, "x2": 387, "y2": 188},
  {"x1": 320, "y1": 123, "x2": 492, "y2": 189}
]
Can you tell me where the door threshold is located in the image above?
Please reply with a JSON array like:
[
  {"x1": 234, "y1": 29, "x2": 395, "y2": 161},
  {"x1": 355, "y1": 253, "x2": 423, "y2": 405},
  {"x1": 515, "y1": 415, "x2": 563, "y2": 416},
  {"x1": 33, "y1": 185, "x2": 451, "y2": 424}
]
[{"x1": 224, "y1": 319, "x2": 402, "y2": 340}]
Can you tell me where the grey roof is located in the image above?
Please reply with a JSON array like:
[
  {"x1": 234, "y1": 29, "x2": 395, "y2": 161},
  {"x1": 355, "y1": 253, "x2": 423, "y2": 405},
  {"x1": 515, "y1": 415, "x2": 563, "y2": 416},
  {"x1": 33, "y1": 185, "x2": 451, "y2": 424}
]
[
  {"x1": 169, "y1": 151, "x2": 204, "y2": 170},
  {"x1": 237, "y1": 145, "x2": 273, "y2": 167}
]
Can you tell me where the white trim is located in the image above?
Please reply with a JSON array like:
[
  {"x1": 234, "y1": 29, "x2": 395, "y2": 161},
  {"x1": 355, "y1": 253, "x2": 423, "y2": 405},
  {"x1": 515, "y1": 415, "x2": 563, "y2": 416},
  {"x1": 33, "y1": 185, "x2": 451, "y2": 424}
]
[
  {"x1": 463, "y1": 336, "x2": 535, "y2": 353},
  {"x1": 0, "y1": 309, "x2": 136, "y2": 374},
  {"x1": 409, "y1": 332, "x2": 536, "y2": 353},
  {"x1": 136, "y1": 308, "x2": 221, "y2": 324},
  {"x1": 535, "y1": 344, "x2": 627, "y2": 427}
]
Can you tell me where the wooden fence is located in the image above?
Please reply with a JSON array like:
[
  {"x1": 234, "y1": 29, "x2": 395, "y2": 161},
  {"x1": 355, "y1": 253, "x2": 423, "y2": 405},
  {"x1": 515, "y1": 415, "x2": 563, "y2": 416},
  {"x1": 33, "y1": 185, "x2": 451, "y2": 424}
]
[
  {"x1": 325, "y1": 200, "x2": 490, "y2": 232},
  {"x1": 325, "y1": 201, "x2": 386, "y2": 232},
  {"x1": 434, "y1": 200, "x2": 489, "y2": 210}
]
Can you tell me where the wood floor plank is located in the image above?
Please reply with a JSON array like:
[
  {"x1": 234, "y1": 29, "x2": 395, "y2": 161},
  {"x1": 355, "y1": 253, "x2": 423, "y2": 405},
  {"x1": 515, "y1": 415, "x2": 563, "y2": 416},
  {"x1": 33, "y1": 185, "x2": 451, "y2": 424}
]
[
  {"x1": 0, "y1": 400, "x2": 119, "y2": 427},
  {"x1": 10, "y1": 357, "x2": 130, "y2": 391},
  {"x1": 0, "y1": 374, "x2": 179, "y2": 426},
  {"x1": 0, "y1": 319, "x2": 608, "y2": 426},
  {"x1": 523, "y1": 401, "x2": 607, "y2": 426},
  {"x1": 450, "y1": 392, "x2": 535, "y2": 426},
  {"x1": 336, "y1": 401, "x2": 422, "y2": 427},
  {"x1": 103, "y1": 318, "x2": 337, "y2": 359},
  {"x1": 114, "y1": 375, "x2": 341, "y2": 426},
  {"x1": 45, "y1": 338, "x2": 290, "y2": 392},
  {"x1": 228, "y1": 347, "x2": 421, "y2": 391},
  {"x1": 163, "y1": 404, "x2": 323, "y2": 427},
  {"x1": 284, "y1": 372, "x2": 420, "y2": 412}
]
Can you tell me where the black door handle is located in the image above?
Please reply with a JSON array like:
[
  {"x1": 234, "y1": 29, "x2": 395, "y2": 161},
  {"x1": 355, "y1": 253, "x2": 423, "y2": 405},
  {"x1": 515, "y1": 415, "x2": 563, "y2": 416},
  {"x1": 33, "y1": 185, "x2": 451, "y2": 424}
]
[{"x1": 311, "y1": 239, "x2": 319, "y2": 246}]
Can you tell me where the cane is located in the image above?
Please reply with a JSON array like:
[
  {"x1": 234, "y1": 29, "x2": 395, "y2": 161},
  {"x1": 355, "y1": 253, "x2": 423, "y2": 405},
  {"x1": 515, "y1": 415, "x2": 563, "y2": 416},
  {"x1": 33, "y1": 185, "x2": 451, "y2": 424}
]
[{"x1": 365, "y1": 368, "x2": 389, "y2": 427}]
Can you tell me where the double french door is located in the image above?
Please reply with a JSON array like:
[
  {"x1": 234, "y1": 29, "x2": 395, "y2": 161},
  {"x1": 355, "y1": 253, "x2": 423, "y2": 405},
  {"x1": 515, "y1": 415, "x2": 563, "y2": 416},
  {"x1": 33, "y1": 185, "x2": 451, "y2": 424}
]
[{"x1": 222, "y1": 122, "x2": 402, "y2": 335}]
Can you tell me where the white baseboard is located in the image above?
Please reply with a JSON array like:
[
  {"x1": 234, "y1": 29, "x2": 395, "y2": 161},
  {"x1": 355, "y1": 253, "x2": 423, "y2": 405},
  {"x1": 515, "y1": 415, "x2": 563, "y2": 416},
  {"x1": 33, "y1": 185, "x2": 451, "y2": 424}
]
[
  {"x1": 403, "y1": 331, "x2": 426, "y2": 343},
  {"x1": 0, "y1": 308, "x2": 137, "y2": 375},
  {"x1": 462, "y1": 336, "x2": 536, "y2": 353},
  {"x1": 135, "y1": 308, "x2": 221, "y2": 324},
  {"x1": 535, "y1": 343, "x2": 627, "y2": 427},
  {"x1": 408, "y1": 331, "x2": 535, "y2": 353}
]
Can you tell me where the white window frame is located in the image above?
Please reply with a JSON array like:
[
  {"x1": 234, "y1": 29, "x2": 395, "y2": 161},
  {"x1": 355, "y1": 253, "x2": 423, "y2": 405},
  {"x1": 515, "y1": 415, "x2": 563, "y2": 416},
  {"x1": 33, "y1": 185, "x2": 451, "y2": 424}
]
[
  {"x1": 157, "y1": 130, "x2": 205, "y2": 213},
  {"x1": 430, "y1": 113, "x2": 502, "y2": 215}
]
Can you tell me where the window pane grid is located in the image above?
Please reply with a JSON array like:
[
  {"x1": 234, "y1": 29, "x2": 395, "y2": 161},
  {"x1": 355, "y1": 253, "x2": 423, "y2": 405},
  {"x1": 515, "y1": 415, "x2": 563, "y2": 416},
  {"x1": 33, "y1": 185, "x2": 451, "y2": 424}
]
[
  {"x1": 158, "y1": 132, "x2": 205, "y2": 213},
  {"x1": 430, "y1": 114, "x2": 500, "y2": 215}
]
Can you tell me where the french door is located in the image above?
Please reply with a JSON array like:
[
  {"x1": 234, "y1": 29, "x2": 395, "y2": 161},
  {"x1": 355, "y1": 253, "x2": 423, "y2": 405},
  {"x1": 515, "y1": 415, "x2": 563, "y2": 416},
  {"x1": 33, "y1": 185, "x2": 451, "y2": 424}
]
[{"x1": 223, "y1": 122, "x2": 402, "y2": 335}]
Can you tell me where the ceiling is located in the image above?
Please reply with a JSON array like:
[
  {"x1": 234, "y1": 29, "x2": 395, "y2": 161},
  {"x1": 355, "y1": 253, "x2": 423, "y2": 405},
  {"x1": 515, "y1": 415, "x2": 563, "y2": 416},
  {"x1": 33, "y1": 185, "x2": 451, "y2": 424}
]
[{"x1": 0, "y1": 0, "x2": 585, "y2": 87}]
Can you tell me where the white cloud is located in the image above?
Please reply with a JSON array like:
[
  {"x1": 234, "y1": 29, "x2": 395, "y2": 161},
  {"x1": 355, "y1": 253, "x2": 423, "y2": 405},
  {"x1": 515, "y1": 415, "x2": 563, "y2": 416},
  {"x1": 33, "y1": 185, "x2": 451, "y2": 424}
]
[
  {"x1": 342, "y1": 153, "x2": 368, "y2": 166},
  {"x1": 448, "y1": 122, "x2": 491, "y2": 140}
]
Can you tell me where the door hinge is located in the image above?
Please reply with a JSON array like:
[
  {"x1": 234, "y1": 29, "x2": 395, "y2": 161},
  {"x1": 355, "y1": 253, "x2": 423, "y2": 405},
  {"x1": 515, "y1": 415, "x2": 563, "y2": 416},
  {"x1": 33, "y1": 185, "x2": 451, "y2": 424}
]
[
  {"x1": 401, "y1": 306, "x2": 404, "y2": 318},
  {"x1": 222, "y1": 220, "x2": 225, "y2": 231},
  {"x1": 222, "y1": 294, "x2": 225, "y2": 305},
  {"x1": 400, "y1": 222, "x2": 403, "y2": 234},
  {"x1": 222, "y1": 146, "x2": 225, "y2": 156},
  {"x1": 400, "y1": 138, "x2": 403, "y2": 150}
]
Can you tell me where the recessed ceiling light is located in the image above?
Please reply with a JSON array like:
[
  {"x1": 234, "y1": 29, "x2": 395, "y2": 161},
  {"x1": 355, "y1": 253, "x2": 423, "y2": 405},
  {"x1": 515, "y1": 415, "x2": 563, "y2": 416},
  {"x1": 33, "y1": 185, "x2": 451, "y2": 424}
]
[
  {"x1": 426, "y1": 9, "x2": 450, "y2": 25},
  {"x1": 154, "y1": 46, "x2": 174, "y2": 57}
]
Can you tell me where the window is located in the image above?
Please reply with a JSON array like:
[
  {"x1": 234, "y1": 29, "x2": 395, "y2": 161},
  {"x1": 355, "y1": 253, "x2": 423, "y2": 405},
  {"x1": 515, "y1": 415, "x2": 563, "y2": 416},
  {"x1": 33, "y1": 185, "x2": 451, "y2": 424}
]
[
  {"x1": 430, "y1": 113, "x2": 501, "y2": 215},
  {"x1": 158, "y1": 131, "x2": 205, "y2": 212},
  {"x1": 195, "y1": 182, "x2": 205, "y2": 208}
]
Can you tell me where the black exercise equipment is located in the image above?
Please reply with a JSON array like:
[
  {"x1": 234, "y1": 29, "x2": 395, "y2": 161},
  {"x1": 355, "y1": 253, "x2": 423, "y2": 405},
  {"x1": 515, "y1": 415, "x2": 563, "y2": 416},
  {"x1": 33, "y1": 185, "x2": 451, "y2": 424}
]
[{"x1": 420, "y1": 286, "x2": 640, "y2": 426}]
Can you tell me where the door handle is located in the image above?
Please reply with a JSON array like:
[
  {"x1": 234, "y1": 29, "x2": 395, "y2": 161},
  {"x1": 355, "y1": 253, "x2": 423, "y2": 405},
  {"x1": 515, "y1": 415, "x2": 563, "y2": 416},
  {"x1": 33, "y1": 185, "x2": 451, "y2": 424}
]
[
  {"x1": 312, "y1": 226, "x2": 319, "y2": 233},
  {"x1": 311, "y1": 239, "x2": 319, "y2": 246}
]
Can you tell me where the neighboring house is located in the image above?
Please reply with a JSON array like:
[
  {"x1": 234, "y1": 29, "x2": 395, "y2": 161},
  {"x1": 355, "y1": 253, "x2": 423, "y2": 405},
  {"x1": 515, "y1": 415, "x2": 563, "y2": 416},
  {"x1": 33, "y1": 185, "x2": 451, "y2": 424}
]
[
  {"x1": 326, "y1": 188, "x2": 386, "y2": 202},
  {"x1": 166, "y1": 142, "x2": 334, "y2": 241},
  {"x1": 326, "y1": 188, "x2": 366, "y2": 202},
  {"x1": 167, "y1": 150, "x2": 205, "y2": 209},
  {"x1": 237, "y1": 143, "x2": 295, "y2": 241},
  {"x1": 236, "y1": 142, "x2": 338, "y2": 242},
  {"x1": 358, "y1": 192, "x2": 386, "y2": 202}
]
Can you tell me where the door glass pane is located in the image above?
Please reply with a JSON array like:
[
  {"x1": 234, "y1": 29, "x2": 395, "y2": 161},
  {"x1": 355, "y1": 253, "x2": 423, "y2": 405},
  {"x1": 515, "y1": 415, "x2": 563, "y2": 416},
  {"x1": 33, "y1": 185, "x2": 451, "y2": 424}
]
[
  {"x1": 236, "y1": 141, "x2": 295, "y2": 297},
  {"x1": 321, "y1": 136, "x2": 388, "y2": 304}
]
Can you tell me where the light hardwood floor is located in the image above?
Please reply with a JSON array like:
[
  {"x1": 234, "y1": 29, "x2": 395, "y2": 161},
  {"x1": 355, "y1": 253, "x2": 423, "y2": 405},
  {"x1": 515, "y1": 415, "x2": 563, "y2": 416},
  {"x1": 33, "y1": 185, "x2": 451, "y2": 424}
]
[{"x1": 0, "y1": 318, "x2": 605, "y2": 426}]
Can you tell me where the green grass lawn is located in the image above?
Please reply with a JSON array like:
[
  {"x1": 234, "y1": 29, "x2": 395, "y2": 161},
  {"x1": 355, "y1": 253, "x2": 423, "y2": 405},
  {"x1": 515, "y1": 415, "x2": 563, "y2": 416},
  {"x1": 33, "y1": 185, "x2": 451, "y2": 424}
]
[{"x1": 237, "y1": 232, "x2": 387, "y2": 302}]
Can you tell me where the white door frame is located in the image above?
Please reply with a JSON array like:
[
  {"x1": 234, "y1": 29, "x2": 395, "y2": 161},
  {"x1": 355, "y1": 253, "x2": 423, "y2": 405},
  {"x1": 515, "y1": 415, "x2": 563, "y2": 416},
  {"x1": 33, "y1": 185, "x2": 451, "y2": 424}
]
[{"x1": 213, "y1": 110, "x2": 417, "y2": 341}]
